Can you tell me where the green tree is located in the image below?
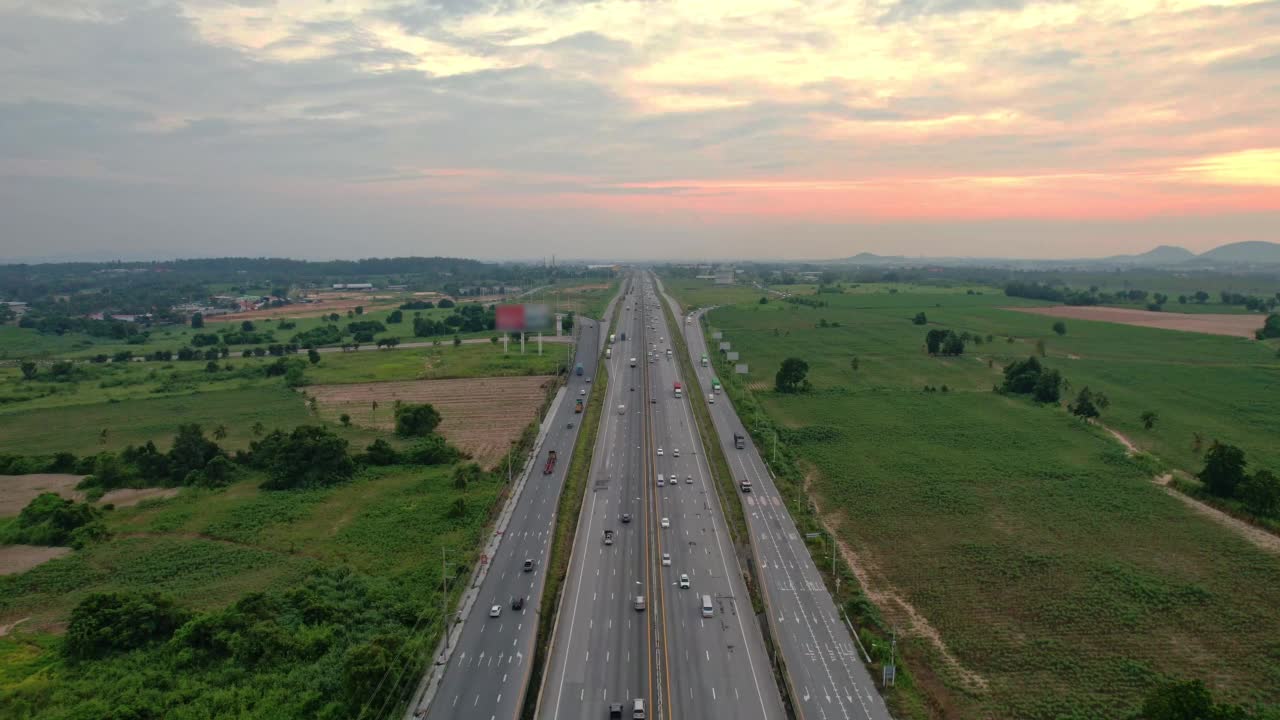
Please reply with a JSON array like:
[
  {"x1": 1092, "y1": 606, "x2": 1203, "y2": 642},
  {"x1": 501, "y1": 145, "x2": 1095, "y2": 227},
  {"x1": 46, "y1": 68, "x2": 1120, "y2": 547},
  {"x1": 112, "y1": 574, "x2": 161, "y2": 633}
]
[
  {"x1": 1198, "y1": 441, "x2": 1247, "y2": 498},
  {"x1": 1238, "y1": 468, "x2": 1280, "y2": 517},
  {"x1": 251, "y1": 421, "x2": 265, "y2": 437},
  {"x1": 213, "y1": 424, "x2": 228, "y2": 441},
  {"x1": 1052, "y1": 321, "x2": 1066, "y2": 336},
  {"x1": 1141, "y1": 410, "x2": 1159, "y2": 430},
  {"x1": 190, "y1": 312, "x2": 204, "y2": 329},
  {"x1": 241, "y1": 320, "x2": 255, "y2": 332},
  {"x1": 20, "y1": 360, "x2": 37, "y2": 380},
  {"x1": 63, "y1": 592, "x2": 190, "y2": 662},
  {"x1": 362, "y1": 438, "x2": 401, "y2": 466},
  {"x1": 912, "y1": 312, "x2": 927, "y2": 325},
  {"x1": 354, "y1": 305, "x2": 364, "y2": 315},
  {"x1": 453, "y1": 334, "x2": 462, "y2": 347},
  {"x1": 387, "y1": 309, "x2": 403, "y2": 324},
  {"x1": 1193, "y1": 290, "x2": 1210, "y2": 304},
  {"x1": 8, "y1": 492, "x2": 105, "y2": 547},
  {"x1": 1032, "y1": 368, "x2": 1063, "y2": 403},
  {"x1": 759, "y1": 296, "x2": 768, "y2": 305},
  {"x1": 1255, "y1": 313, "x2": 1280, "y2": 340},
  {"x1": 340, "y1": 413, "x2": 351, "y2": 427},
  {"x1": 1035, "y1": 338, "x2": 1047, "y2": 356},
  {"x1": 447, "y1": 497, "x2": 467, "y2": 518},
  {"x1": 941, "y1": 331, "x2": 965, "y2": 356},
  {"x1": 395, "y1": 403, "x2": 443, "y2": 437},
  {"x1": 1069, "y1": 386, "x2": 1100, "y2": 418},
  {"x1": 254, "y1": 425, "x2": 354, "y2": 490},
  {"x1": 775, "y1": 357, "x2": 810, "y2": 393},
  {"x1": 850, "y1": 356, "x2": 859, "y2": 372},
  {"x1": 308, "y1": 348, "x2": 321, "y2": 364},
  {"x1": 169, "y1": 424, "x2": 221, "y2": 484},
  {"x1": 1136, "y1": 679, "x2": 1250, "y2": 720}
]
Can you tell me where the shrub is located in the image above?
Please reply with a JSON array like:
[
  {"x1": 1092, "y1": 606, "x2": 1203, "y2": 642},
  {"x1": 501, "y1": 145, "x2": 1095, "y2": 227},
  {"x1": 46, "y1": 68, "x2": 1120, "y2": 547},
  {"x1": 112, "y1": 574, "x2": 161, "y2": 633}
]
[
  {"x1": 394, "y1": 403, "x2": 442, "y2": 437},
  {"x1": 63, "y1": 592, "x2": 190, "y2": 662}
]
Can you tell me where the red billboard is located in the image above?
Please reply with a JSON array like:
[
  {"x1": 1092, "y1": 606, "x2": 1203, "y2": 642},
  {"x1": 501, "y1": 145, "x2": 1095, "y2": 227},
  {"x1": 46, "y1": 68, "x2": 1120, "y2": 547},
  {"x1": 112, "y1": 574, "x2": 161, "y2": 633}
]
[{"x1": 496, "y1": 303, "x2": 553, "y2": 332}]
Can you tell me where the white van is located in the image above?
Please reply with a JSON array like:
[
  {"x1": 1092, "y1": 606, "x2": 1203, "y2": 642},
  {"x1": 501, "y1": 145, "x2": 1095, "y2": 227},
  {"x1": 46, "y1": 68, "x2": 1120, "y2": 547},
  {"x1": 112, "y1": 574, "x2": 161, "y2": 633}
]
[
  {"x1": 708, "y1": 394, "x2": 715, "y2": 404},
  {"x1": 701, "y1": 595, "x2": 714, "y2": 618},
  {"x1": 618, "y1": 405, "x2": 626, "y2": 415},
  {"x1": 657, "y1": 474, "x2": 664, "y2": 487},
  {"x1": 632, "y1": 698, "x2": 646, "y2": 719}
]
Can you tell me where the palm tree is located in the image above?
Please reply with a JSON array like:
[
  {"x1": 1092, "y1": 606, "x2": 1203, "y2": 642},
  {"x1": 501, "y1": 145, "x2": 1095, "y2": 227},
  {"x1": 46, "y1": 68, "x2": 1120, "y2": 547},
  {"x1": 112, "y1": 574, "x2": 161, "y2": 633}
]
[
  {"x1": 213, "y1": 424, "x2": 228, "y2": 441},
  {"x1": 251, "y1": 421, "x2": 265, "y2": 438}
]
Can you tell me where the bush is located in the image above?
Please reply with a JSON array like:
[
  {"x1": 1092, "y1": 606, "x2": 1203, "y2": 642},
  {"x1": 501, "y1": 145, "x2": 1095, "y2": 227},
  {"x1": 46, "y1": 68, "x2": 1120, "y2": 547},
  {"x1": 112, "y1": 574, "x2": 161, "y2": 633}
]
[
  {"x1": 253, "y1": 426, "x2": 355, "y2": 490},
  {"x1": 63, "y1": 592, "x2": 191, "y2": 662},
  {"x1": 394, "y1": 403, "x2": 442, "y2": 437},
  {"x1": 4, "y1": 492, "x2": 106, "y2": 547}
]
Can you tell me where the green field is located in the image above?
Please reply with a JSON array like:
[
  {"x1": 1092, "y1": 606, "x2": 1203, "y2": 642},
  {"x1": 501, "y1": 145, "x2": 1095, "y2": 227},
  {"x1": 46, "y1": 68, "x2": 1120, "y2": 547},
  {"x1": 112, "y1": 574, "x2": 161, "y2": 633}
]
[
  {"x1": 520, "y1": 279, "x2": 620, "y2": 320},
  {"x1": 666, "y1": 279, "x2": 1280, "y2": 718}
]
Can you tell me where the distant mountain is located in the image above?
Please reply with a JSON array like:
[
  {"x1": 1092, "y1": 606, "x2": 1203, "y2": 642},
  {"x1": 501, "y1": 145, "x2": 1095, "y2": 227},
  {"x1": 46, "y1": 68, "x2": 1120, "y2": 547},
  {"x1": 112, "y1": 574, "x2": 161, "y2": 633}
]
[
  {"x1": 1196, "y1": 241, "x2": 1280, "y2": 264},
  {"x1": 1102, "y1": 245, "x2": 1197, "y2": 264}
]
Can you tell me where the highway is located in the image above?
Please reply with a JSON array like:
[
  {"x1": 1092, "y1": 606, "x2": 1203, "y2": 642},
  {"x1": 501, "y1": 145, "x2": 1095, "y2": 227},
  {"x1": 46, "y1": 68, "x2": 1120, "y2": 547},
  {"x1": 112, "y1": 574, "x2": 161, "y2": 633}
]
[
  {"x1": 657, "y1": 276, "x2": 893, "y2": 720},
  {"x1": 539, "y1": 275, "x2": 652, "y2": 719},
  {"x1": 643, "y1": 278, "x2": 786, "y2": 720},
  {"x1": 414, "y1": 292, "x2": 613, "y2": 720}
]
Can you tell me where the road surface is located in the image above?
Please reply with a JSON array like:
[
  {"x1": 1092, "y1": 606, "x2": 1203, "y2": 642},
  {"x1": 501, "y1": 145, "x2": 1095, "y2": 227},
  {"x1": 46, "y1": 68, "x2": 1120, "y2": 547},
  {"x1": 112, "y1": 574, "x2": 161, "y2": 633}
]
[{"x1": 657, "y1": 276, "x2": 893, "y2": 720}]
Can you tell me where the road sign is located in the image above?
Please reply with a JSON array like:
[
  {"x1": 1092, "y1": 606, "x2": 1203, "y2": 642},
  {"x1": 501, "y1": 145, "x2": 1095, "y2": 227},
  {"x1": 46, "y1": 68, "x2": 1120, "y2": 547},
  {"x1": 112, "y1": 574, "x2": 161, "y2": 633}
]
[
  {"x1": 726, "y1": 351, "x2": 739, "y2": 361},
  {"x1": 718, "y1": 342, "x2": 730, "y2": 351},
  {"x1": 735, "y1": 363, "x2": 749, "y2": 374},
  {"x1": 712, "y1": 331, "x2": 722, "y2": 339}
]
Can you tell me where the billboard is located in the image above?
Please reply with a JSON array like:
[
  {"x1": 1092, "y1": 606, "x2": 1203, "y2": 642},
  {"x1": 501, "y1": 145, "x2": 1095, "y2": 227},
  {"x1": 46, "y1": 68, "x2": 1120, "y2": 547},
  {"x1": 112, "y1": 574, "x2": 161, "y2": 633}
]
[{"x1": 496, "y1": 303, "x2": 553, "y2": 332}]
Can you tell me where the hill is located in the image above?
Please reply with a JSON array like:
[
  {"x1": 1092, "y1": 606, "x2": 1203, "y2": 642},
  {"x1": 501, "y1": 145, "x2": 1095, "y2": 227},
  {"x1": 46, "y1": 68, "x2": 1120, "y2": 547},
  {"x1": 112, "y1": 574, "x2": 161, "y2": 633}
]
[
  {"x1": 1197, "y1": 241, "x2": 1280, "y2": 264},
  {"x1": 1102, "y1": 245, "x2": 1196, "y2": 264}
]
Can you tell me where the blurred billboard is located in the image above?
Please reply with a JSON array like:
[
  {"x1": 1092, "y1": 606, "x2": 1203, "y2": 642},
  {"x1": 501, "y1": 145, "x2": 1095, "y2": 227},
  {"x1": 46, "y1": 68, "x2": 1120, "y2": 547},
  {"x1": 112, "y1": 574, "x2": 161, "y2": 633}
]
[{"x1": 496, "y1": 303, "x2": 553, "y2": 332}]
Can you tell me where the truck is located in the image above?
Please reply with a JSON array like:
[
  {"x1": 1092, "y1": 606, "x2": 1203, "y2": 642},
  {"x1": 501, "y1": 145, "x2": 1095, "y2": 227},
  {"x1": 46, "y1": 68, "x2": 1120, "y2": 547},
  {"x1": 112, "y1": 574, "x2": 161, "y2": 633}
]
[
  {"x1": 740, "y1": 476, "x2": 753, "y2": 492},
  {"x1": 575, "y1": 398, "x2": 584, "y2": 413},
  {"x1": 673, "y1": 382, "x2": 682, "y2": 399},
  {"x1": 604, "y1": 529, "x2": 614, "y2": 545},
  {"x1": 575, "y1": 362, "x2": 584, "y2": 376},
  {"x1": 712, "y1": 378, "x2": 722, "y2": 395},
  {"x1": 543, "y1": 450, "x2": 558, "y2": 475},
  {"x1": 733, "y1": 432, "x2": 746, "y2": 449},
  {"x1": 606, "y1": 348, "x2": 612, "y2": 359},
  {"x1": 700, "y1": 354, "x2": 708, "y2": 367},
  {"x1": 630, "y1": 358, "x2": 637, "y2": 368}
]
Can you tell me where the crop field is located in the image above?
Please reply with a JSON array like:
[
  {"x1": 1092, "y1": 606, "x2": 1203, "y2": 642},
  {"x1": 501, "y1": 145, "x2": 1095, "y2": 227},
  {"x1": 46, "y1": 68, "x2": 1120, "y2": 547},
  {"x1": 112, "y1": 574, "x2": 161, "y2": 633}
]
[
  {"x1": 521, "y1": 280, "x2": 619, "y2": 319},
  {"x1": 307, "y1": 376, "x2": 554, "y2": 467},
  {"x1": 1010, "y1": 305, "x2": 1266, "y2": 338},
  {"x1": 666, "y1": 280, "x2": 1280, "y2": 718}
]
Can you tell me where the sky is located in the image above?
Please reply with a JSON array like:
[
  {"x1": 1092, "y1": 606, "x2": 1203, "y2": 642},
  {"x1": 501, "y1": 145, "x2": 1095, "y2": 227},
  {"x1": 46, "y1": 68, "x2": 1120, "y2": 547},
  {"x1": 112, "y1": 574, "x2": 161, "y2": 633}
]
[{"x1": 0, "y1": 0, "x2": 1278, "y2": 262}]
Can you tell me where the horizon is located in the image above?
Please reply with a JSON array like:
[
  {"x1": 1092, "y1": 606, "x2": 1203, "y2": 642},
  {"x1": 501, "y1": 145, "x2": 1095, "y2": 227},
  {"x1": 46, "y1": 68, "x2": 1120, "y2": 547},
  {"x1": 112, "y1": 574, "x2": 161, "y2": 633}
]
[{"x1": 2, "y1": 1, "x2": 1278, "y2": 260}]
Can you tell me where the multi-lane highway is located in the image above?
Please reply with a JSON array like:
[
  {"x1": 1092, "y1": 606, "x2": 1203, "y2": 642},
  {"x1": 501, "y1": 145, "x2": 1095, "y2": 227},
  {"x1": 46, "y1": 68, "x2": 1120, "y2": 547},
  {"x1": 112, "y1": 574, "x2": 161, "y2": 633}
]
[
  {"x1": 539, "y1": 277, "x2": 652, "y2": 719},
  {"x1": 413, "y1": 291, "x2": 615, "y2": 720},
  {"x1": 657, "y1": 276, "x2": 892, "y2": 720},
  {"x1": 539, "y1": 274, "x2": 785, "y2": 720}
]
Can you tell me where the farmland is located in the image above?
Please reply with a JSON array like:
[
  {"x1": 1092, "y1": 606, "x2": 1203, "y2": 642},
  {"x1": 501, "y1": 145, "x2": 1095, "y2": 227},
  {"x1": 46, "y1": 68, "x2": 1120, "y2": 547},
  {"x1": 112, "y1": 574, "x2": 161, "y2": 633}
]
[
  {"x1": 668, "y1": 278, "x2": 1280, "y2": 718},
  {"x1": 1010, "y1": 305, "x2": 1266, "y2": 338}
]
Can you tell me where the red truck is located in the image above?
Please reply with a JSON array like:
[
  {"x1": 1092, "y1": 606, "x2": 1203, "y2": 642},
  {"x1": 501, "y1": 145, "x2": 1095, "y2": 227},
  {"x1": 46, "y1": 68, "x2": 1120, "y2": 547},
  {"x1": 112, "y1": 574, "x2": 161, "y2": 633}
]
[
  {"x1": 543, "y1": 450, "x2": 558, "y2": 475},
  {"x1": 673, "y1": 382, "x2": 682, "y2": 399},
  {"x1": 575, "y1": 398, "x2": 584, "y2": 413}
]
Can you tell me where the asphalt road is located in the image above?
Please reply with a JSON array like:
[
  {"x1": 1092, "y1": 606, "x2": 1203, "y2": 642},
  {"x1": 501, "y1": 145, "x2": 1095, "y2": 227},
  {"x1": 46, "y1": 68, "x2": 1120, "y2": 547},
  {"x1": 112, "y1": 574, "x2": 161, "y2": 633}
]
[
  {"x1": 539, "y1": 277, "x2": 652, "y2": 720},
  {"x1": 417, "y1": 304, "x2": 607, "y2": 720},
  {"x1": 642, "y1": 278, "x2": 786, "y2": 720},
  {"x1": 657, "y1": 277, "x2": 893, "y2": 720}
]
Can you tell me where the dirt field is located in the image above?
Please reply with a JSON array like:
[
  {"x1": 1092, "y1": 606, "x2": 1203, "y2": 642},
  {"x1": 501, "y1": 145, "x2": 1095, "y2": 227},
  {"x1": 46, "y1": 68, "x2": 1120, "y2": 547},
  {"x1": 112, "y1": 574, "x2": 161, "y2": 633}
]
[
  {"x1": 1007, "y1": 305, "x2": 1265, "y2": 338},
  {"x1": 306, "y1": 376, "x2": 554, "y2": 467},
  {"x1": 207, "y1": 294, "x2": 400, "y2": 322},
  {"x1": 100, "y1": 487, "x2": 181, "y2": 508},
  {"x1": 0, "y1": 474, "x2": 85, "y2": 516},
  {"x1": 0, "y1": 545, "x2": 72, "y2": 576}
]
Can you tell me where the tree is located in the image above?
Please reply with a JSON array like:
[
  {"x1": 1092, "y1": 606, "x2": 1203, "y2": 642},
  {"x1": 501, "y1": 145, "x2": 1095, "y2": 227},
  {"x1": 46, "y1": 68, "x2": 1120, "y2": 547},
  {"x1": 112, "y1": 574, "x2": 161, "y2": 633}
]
[
  {"x1": 205, "y1": 360, "x2": 220, "y2": 373},
  {"x1": 20, "y1": 360, "x2": 37, "y2": 380},
  {"x1": 453, "y1": 334, "x2": 462, "y2": 347},
  {"x1": 63, "y1": 592, "x2": 190, "y2": 662},
  {"x1": 395, "y1": 403, "x2": 442, "y2": 437},
  {"x1": 941, "y1": 331, "x2": 965, "y2": 356},
  {"x1": 254, "y1": 425, "x2": 354, "y2": 490},
  {"x1": 387, "y1": 309, "x2": 403, "y2": 324},
  {"x1": 169, "y1": 424, "x2": 221, "y2": 483},
  {"x1": 362, "y1": 438, "x2": 401, "y2": 466},
  {"x1": 1052, "y1": 321, "x2": 1066, "y2": 336},
  {"x1": 213, "y1": 424, "x2": 228, "y2": 441},
  {"x1": 191, "y1": 312, "x2": 204, "y2": 329},
  {"x1": 1068, "y1": 386, "x2": 1100, "y2": 418},
  {"x1": 339, "y1": 413, "x2": 351, "y2": 427},
  {"x1": 9, "y1": 492, "x2": 105, "y2": 547},
  {"x1": 759, "y1": 296, "x2": 768, "y2": 305},
  {"x1": 912, "y1": 312, "x2": 927, "y2": 325},
  {"x1": 251, "y1": 421, "x2": 265, "y2": 438},
  {"x1": 308, "y1": 348, "x2": 321, "y2": 364},
  {"x1": 1198, "y1": 441, "x2": 1247, "y2": 498},
  {"x1": 1136, "y1": 679, "x2": 1250, "y2": 720},
  {"x1": 850, "y1": 356, "x2": 859, "y2": 372},
  {"x1": 563, "y1": 311, "x2": 575, "y2": 332},
  {"x1": 775, "y1": 357, "x2": 810, "y2": 393},
  {"x1": 241, "y1": 320, "x2": 255, "y2": 332},
  {"x1": 1238, "y1": 469, "x2": 1280, "y2": 517},
  {"x1": 354, "y1": 306, "x2": 364, "y2": 315},
  {"x1": 446, "y1": 497, "x2": 467, "y2": 519},
  {"x1": 98, "y1": 428, "x2": 109, "y2": 445},
  {"x1": 1255, "y1": 313, "x2": 1280, "y2": 340},
  {"x1": 925, "y1": 329, "x2": 947, "y2": 354},
  {"x1": 1032, "y1": 368, "x2": 1063, "y2": 403},
  {"x1": 1141, "y1": 410, "x2": 1159, "y2": 430},
  {"x1": 1035, "y1": 338, "x2": 1046, "y2": 356},
  {"x1": 1194, "y1": 290, "x2": 1210, "y2": 304}
]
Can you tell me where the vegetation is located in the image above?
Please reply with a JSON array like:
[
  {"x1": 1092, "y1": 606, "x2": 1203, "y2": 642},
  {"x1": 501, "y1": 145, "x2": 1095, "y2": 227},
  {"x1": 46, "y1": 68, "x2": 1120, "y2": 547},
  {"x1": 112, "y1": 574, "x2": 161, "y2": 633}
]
[
  {"x1": 2, "y1": 493, "x2": 107, "y2": 548},
  {"x1": 393, "y1": 403, "x2": 442, "y2": 437},
  {"x1": 774, "y1": 357, "x2": 810, "y2": 393}
]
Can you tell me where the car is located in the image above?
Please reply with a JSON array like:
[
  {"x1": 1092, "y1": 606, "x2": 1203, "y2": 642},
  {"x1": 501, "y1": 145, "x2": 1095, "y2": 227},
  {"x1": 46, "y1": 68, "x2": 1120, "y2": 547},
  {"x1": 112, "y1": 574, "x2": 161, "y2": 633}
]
[
  {"x1": 523, "y1": 559, "x2": 534, "y2": 572},
  {"x1": 650, "y1": 397, "x2": 656, "y2": 403},
  {"x1": 634, "y1": 595, "x2": 646, "y2": 611},
  {"x1": 662, "y1": 552, "x2": 671, "y2": 566},
  {"x1": 580, "y1": 388, "x2": 586, "y2": 395},
  {"x1": 679, "y1": 574, "x2": 690, "y2": 589},
  {"x1": 657, "y1": 447, "x2": 663, "y2": 456},
  {"x1": 673, "y1": 448, "x2": 680, "y2": 457},
  {"x1": 489, "y1": 604, "x2": 501, "y2": 618},
  {"x1": 512, "y1": 596, "x2": 524, "y2": 610},
  {"x1": 685, "y1": 475, "x2": 693, "y2": 484},
  {"x1": 661, "y1": 517, "x2": 670, "y2": 528},
  {"x1": 621, "y1": 513, "x2": 632, "y2": 523},
  {"x1": 586, "y1": 377, "x2": 591, "y2": 383},
  {"x1": 657, "y1": 474, "x2": 664, "y2": 487}
]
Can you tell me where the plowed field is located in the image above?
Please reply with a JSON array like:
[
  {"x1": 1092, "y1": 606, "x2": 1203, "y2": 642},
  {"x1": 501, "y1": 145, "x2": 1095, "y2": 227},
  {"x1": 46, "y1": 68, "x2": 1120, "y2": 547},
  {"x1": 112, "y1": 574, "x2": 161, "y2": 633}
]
[
  {"x1": 1008, "y1": 305, "x2": 1265, "y2": 338},
  {"x1": 306, "y1": 376, "x2": 554, "y2": 467}
]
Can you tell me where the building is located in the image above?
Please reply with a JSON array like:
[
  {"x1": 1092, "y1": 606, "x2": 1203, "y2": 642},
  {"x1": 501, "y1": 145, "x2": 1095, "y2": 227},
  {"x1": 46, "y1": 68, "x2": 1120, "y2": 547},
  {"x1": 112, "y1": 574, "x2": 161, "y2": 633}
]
[{"x1": 332, "y1": 283, "x2": 374, "y2": 290}]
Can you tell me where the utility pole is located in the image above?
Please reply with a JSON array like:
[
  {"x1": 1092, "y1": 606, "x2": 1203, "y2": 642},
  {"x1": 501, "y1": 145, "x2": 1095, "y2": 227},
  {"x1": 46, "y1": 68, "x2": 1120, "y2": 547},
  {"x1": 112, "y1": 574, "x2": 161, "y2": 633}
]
[{"x1": 441, "y1": 547, "x2": 450, "y2": 648}]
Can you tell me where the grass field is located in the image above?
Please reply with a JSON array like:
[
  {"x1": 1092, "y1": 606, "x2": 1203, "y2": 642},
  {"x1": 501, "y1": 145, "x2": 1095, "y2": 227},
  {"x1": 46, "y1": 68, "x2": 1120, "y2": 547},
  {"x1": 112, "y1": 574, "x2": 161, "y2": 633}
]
[
  {"x1": 665, "y1": 279, "x2": 1280, "y2": 718},
  {"x1": 520, "y1": 279, "x2": 620, "y2": 320}
]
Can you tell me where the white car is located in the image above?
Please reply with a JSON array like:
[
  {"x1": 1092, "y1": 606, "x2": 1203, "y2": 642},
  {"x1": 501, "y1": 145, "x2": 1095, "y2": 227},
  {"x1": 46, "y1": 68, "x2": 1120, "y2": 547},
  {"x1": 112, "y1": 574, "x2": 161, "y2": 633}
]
[
  {"x1": 489, "y1": 605, "x2": 501, "y2": 618},
  {"x1": 580, "y1": 388, "x2": 586, "y2": 395},
  {"x1": 661, "y1": 517, "x2": 670, "y2": 528},
  {"x1": 662, "y1": 553, "x2": 671, "y2": 566},
  {"x1": 685, "y1": 475, "x2": 693, "y2": 484},
  {"x1": 657, "y1": 447, "x2": 663, "y2": 456},
  {"x1": 673, "y1": 448, "x2": 680, "y2": 457},
  {"x1": 679, "y1": 574, "x2": 690, "y2": 589}
]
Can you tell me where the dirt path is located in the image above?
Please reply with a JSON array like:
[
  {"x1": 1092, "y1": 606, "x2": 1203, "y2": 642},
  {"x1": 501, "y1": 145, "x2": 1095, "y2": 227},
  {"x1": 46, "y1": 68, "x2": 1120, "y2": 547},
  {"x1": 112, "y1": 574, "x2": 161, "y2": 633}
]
[
  {"x1": 0, "y1": 474, "x2": 85, "y2": 516},
  {"x1": 803, "y1": 468, "x2": 989, "y2": 691},
  {"x1": 1102, "y1": 425, "x2": 1280, "y2": 555},
  {"x1": 0, "y1": 545, "x2": 71, "y2": 576}
]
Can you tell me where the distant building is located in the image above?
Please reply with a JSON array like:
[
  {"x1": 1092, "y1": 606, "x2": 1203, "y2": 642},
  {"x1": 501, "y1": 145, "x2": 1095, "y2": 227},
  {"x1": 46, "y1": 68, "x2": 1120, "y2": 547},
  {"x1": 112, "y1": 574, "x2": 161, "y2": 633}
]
[{"x1": 332, "y1": 283, "x2": 374, "y2": 290}]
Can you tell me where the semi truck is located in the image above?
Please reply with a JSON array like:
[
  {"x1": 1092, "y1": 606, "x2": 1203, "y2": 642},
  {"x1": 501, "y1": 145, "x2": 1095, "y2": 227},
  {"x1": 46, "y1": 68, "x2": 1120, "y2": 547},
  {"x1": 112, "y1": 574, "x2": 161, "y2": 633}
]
[
  {"x1": 673, "y1": 382, "x2": 682, "y2": 399},
  {"x1": 544, "y1": 450, "x2": 558, "y2": 475},
  {"x1": 712, "y1": 378, "x2": 722, "y2": 394},
  {"x1": 575, "y1": 363, "x2": 584, "y2": 376}
]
